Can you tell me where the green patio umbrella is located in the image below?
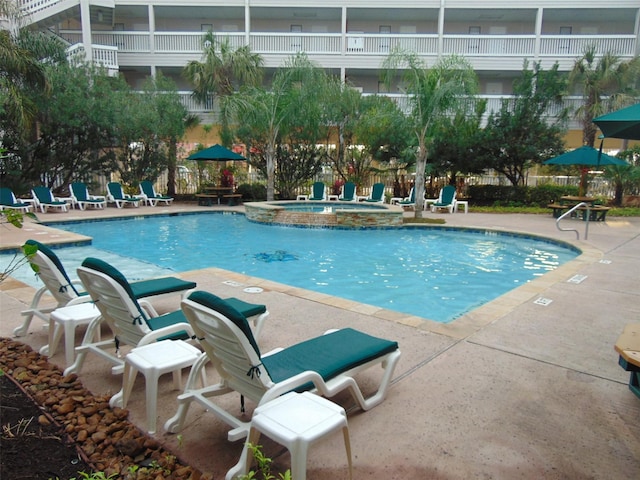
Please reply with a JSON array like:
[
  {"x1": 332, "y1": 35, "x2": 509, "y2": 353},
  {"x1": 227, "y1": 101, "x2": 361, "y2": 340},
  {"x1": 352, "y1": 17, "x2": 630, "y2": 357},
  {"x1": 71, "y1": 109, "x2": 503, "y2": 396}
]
[
  {"x1": 544, "y1": 146, "x2": 628, "y2": 196},
  {"x1": 543, "y1": 146, "x2": 628, "y2": 167},
  {"x1": 593, "y1": 103, "x2": 640, "y2": 140},
  {"x1": 187, "y1": 144, "x2": 246, "y2": 161}
]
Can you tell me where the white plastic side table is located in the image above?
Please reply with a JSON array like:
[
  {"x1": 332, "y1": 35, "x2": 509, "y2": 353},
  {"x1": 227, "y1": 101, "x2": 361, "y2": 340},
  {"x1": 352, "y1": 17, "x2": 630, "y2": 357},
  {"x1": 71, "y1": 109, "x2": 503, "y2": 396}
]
[
  {"x1": 227, "y1": 392, "x2": 353, "y2": 480},
  {"x1": 110, "y1": 340, "x2": 203, "y2": 434},
  {"x1": 454, "y1": 200, "x2": 468, "y2": 213},
  {"x1": 40, "y1": 302, "x2": 101, "y2": 366}
]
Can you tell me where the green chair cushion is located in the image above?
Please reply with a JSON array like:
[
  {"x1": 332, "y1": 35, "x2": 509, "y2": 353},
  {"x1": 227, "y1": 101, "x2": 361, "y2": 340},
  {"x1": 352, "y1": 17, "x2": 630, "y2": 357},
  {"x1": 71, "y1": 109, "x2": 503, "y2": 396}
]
[
  {"x1": 262, "y1": 328, "x2": 398, "y2": 390},
  {"x1": 130, "y1": 277, "x2": 196, "y2": 298},
  {"x1": 147, "y1": 310, "x2": 190, "y2": 341},
  {"x1": 224, "y1": 297, "x2": 267, "y2": 318},
  {"x1": 188, "y1": 291, "x2": 261, "y2": 356}
]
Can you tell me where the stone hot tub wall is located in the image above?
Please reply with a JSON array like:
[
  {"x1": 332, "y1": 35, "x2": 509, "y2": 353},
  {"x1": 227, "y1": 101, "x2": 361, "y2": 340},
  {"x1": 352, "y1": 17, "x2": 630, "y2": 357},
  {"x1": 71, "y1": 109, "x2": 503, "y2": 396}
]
[{"x1": 244, "y1": 201, "x2": 404, "y2": 228}]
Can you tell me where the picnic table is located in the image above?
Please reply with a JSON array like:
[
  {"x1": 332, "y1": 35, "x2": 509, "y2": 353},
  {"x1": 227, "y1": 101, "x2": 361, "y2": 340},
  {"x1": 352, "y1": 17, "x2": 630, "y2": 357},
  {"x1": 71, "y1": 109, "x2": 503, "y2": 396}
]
[
  {"x1": 196, "y1": 186, "x2": 241, "y2": 206},
  {"x1": 615, "y1": 323, "x2": 640, "y2": 399},
  {"x1": 547, "y1": 196, "x2": 609, "y2": 221}
]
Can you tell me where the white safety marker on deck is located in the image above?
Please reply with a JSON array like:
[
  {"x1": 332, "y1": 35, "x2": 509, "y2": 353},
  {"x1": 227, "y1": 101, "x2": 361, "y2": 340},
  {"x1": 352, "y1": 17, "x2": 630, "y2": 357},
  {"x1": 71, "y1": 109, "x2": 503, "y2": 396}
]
[
  {"x1": 243, "y1": 287, "x2": 263, "y2": 294},
  {"x1": 599, "y1": 259, "x2": 612, "y2": 264},
  {"x1": 567, "y1": 274, "x2": 588, "y2": 284},
  {"x1": 223, "y1": 280, "x2": 243, "y2": 287},
  {"x1": 534, "y1": 297, "x2": 553, "y2": 306}
]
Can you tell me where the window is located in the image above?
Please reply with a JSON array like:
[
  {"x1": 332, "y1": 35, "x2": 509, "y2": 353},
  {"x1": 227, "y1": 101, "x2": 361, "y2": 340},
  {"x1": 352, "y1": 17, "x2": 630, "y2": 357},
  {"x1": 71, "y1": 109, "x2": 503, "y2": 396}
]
[{"x1": 201, "y1": 24, "x2": 213, "y2": 32}]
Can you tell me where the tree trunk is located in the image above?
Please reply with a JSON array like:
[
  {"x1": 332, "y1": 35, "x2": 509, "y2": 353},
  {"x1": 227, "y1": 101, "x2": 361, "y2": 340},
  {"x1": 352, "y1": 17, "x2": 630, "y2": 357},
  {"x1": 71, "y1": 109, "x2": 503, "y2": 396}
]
[
  {"x1": 266, "y1": 143, "x2": 275, "y2": 201},
  {"x1": 413, "y1": 147, "x2": 427, "y2": 219},
  {"x1": 166, "y1": 139, "x2": 177, "y2": 196}
]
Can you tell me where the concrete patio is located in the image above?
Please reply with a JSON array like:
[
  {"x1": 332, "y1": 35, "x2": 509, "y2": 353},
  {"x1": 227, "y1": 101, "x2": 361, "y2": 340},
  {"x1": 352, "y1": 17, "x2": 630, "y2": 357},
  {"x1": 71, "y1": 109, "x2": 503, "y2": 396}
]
[{"x1": 1, "y1": 202, "x2": 639, "y2": 479}]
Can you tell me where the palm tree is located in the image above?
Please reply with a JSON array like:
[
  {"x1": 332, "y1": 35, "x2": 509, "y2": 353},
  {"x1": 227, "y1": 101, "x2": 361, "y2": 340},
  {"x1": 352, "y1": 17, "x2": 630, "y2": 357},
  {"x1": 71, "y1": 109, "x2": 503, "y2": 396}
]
[
  {"x1": 569, "y1": 46, "x2": 640, "y2": 147},
  {"x1": 183, "y1": 32, "x2": 263, "y2": 115},
  {"x1": 222, "y1": 54, "x2": 326, "y2": 201},
  {"x1": 382, "y1": 49, "x2": 478, "y2": 218},
  {"x1": 1, "y1": 0, "x2": 66, "y2": 139}
]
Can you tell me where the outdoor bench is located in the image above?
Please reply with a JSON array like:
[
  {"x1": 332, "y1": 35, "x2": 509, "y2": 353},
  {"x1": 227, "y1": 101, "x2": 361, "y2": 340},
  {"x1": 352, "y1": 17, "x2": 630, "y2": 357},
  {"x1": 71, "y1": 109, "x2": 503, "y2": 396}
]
[
  {"x1": 223, "y1": 194, "x2": 242, "y2": 206},
  {"x1": 195, "y1": 193, "x2": 219, "y2": 206}
]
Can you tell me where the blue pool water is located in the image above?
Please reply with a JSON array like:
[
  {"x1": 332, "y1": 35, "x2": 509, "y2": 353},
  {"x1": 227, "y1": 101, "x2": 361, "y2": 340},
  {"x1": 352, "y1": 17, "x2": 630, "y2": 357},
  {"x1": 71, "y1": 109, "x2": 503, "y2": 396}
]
[{"x1": 3, "y1": 213, "x2": 579, "y2": 323}]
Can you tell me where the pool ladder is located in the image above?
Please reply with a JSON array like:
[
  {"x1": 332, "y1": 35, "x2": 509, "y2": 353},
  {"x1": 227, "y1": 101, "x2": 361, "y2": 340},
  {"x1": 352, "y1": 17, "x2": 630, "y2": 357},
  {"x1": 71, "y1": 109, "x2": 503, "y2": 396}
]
[{"x1": 555, "y1": 202, "x2": 591, "y2": 240}]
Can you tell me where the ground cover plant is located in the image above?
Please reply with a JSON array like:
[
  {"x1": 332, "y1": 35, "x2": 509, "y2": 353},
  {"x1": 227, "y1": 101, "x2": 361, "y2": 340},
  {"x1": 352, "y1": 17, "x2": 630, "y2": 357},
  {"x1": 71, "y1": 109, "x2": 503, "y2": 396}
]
[{"x1": 0, "y1": 338, "x2": 202, "y2": 480}]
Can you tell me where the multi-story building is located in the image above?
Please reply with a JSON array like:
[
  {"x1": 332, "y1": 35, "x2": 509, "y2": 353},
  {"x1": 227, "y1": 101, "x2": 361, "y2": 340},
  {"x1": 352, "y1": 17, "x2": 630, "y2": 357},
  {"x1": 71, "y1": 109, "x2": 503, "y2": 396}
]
[{"x1": 18, "y1": 0, "x2": 640, "y2": 147}]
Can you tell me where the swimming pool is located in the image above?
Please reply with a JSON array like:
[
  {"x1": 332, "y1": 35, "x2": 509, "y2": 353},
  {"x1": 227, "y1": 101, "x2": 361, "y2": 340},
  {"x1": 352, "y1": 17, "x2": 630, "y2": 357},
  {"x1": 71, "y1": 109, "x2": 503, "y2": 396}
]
[{"x1": 2, "y1": 213, "x2": 580, "y2": 323}]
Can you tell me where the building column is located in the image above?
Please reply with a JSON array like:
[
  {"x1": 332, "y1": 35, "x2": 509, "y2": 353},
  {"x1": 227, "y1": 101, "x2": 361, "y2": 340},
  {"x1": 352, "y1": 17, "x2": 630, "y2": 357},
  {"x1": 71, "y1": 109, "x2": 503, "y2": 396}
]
[
  {"x1": 534, "y1": 7, "x2": 543, "y2": 59},
  {"x1": 438, "y1": 0, "x2": 445, "y2": 57},
  {"x1": 635, "y1": 8, "x2": 640, "y2": 56},
  {"x1": 79, "y1": 0, "x2": 92, "y2": 63},
  {"x1": 245, "y1": 0, "x2": 251, "y2": 46},
  {"x1": 148, "y1": 4, "x2": 155, "y2": 55},
  {"x1": 341, "y1": 6, "x2": 347, "y2": 55}
]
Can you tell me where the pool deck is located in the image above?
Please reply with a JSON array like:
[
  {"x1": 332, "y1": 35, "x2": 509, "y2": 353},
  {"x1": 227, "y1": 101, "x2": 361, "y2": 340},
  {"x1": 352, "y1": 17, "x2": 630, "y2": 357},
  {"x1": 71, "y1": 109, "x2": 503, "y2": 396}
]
[{"x1": 1, "y1": 202, "x2": 639, "y2": 479}]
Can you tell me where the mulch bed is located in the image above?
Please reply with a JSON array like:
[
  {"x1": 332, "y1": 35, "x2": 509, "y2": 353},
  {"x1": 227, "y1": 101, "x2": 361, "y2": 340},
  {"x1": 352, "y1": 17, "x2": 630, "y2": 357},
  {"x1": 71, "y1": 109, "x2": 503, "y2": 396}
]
[{"x1": 0, "y1": 338, "x2": 207, "y2": 480}]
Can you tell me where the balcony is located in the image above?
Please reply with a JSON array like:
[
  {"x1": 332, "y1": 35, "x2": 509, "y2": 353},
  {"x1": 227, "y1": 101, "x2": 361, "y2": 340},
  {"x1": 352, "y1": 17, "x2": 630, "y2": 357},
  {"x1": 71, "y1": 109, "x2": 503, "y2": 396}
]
[
  {"x1": 66, "y1": 43, "x2": 118, "y2": 76},
  {"x1": 55, "y1": 30, "x2": 637, "y2": 69}
]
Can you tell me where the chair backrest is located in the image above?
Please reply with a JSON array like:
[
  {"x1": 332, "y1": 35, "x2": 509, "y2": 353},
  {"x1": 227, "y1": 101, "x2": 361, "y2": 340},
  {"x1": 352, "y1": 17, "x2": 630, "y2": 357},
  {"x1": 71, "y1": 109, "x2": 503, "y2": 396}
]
[
  {"x1": 370, "y1": 183, "x2": 385, "y2": 201},
  {"x1": 311, "y1": 182, "x2": 326, "y2": 200},
  {"x1": 70, "y1": 182, "x2": 88, "y2": 202},
  {"x1": 77, "y1": 257, "x2": 152, "y2": 347},
  {"x1": 0, "y1": 187, "x2": 17, "y2": 206},
  {"x1": 440, "y1": 185, "x2": 456, "y2": 204},
  {"x1": 140, "y1": 180, "x2": 156, "y2": 198},
  {"x1": 107, "y1": 182, "x2": 125, "y2": 200},
  {"x1": 32, "y1": 186, "x2": 54, "y2": 203},
  {"x1": 341, "y1": 182, "x2": 356, "y2": 200},
  {"x1": 181, "y1": 291, "x2": 272, "y2": 403},
  {"x1": 23, "y1": 239, "x2": 81, "y2": 305}
]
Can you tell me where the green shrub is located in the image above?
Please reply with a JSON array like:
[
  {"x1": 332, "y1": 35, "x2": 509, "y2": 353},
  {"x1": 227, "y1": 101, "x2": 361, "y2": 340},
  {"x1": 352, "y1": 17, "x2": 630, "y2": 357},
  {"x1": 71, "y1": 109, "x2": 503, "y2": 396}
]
[
  {"x1": 467, "y1": 184, "x2": 579, "y2": 207},
  {"x1": 237, "y1": 183, "x2": 267, "y2": 201}
]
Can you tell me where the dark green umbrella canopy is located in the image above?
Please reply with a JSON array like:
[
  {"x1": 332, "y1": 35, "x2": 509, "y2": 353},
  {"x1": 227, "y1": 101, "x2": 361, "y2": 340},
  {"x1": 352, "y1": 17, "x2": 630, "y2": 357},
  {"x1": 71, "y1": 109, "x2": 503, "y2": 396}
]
[
  {"x1": 543, "y1": 146, "x2": 628, "y2": 167},
  {"x1": 593, "y1": 103, "x2": 640, "y2": 141},
  {"x1": 187, "y1": 144, "x2": 246, "y2": 161}
]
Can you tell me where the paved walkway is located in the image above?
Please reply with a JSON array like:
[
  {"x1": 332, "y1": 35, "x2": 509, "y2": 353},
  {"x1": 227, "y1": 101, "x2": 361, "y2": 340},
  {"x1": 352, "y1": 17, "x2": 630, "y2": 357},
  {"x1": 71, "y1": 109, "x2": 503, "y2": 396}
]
[{"x1": 1, "y1": 203, "x2": 639, "y2": 479}]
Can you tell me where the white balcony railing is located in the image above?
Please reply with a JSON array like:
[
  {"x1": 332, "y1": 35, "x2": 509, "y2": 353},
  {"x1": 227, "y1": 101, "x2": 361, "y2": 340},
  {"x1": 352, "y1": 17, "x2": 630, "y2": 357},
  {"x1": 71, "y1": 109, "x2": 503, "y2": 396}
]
[
  {"x1": 66, "y1": 43, "x2": 118, "y2": 75},
  {"x1": 442, "y1": 35, "x2": 536, "y2": 56},
  {"x1": 539, "y1": 35, "x2": 637, "y2": 57},
  {"x1": 251, "y1": 33, "x2": 342, "y2": 55},
  {"x1": 56, "y1": 30, "x2": 637, "y2": 60}
]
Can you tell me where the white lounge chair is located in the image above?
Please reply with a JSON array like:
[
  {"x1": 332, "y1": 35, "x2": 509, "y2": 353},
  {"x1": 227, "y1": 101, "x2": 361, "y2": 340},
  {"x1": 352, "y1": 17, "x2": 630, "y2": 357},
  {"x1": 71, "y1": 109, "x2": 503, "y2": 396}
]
[
  {"x1": 431, "y1": 185, "x2": 456, "y2": 213},
  {"x1": 65, "y1": 258, "x2": 268, "y2": 376},
  {"x1": 391, "y1": 187, "x2": 416, "y2": 208},
  {"x1": 69, "y1": 182, "x2": 106, "y2": 210},
  {"x1": 357, "y1": 183, "x2": 385, "y2": 203},
  {"x1": 0, "y1": 187, "x2": 32, "y2": 213},
  {"x1": 338, "y1": 181, "x2": 358, "y2": 202},
  {"x1": 106, "y1": 182, "x2": 140, "y2": 208},
  {"x1": 139, "y1": 180, "x2": 174, "y2": 206},
  {"x1": 16, "y1": 240, "x2": 197, "y2": 339},
  {"x1": 31, "y1": 186, "x2": 68, "y2": 213},
  {"x1": 302, "y1": 181, "x2": 327, "y2": 201},
  {"x1": 164, "y1": 291, "x2": 401, "y2": 441}
]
